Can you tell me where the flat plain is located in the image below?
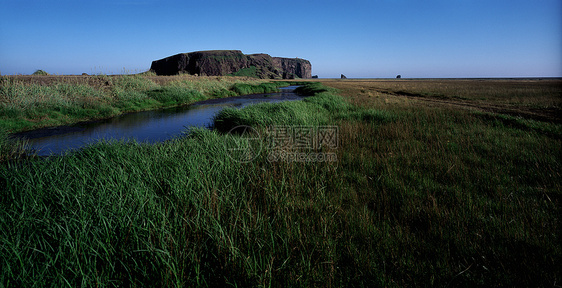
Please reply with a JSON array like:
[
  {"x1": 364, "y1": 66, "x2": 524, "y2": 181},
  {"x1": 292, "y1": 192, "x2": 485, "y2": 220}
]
[{"x1": 1, "y1": 76, "x2": 560, "y2": 287}]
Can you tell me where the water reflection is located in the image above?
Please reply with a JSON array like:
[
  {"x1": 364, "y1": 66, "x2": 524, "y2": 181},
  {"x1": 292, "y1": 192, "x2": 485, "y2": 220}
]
[{"x1": 14, "y1": 86, "x2": 303, "y2": 156}]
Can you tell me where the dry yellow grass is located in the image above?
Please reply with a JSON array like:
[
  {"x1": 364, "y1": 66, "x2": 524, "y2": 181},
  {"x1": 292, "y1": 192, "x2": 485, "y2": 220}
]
[{"x1": 321, "y1": 78, "x2": 562, "y2": 123}]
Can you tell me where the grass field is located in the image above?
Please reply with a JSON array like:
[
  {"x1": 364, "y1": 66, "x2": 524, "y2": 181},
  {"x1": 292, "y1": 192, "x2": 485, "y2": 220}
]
[
  {"x1": 0, "y1": 74, "x2": 286, "y2": 133},
  {"x1": 325, "y1": 78, "x2": 561, "y2": 120},
  {"x1": 0, "y1": 78, "x2": 560, "y2": 287}
]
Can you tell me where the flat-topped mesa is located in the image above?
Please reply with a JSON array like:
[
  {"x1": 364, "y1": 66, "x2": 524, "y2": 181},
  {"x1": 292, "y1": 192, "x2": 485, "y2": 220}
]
[{"x1": 150, "y1": 50, "x2": 312, "y2": 79}]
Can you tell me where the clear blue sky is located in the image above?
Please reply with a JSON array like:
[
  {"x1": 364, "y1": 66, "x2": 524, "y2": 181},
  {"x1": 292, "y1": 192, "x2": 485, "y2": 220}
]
[{"x1": 1, "y1": 0, "x2": 561, "y2": 78}]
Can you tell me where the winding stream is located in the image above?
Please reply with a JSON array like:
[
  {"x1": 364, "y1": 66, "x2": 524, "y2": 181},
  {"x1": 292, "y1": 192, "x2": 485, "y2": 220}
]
[{"x1": 13, "y1": 86, "x2": 303, "y2": 156}]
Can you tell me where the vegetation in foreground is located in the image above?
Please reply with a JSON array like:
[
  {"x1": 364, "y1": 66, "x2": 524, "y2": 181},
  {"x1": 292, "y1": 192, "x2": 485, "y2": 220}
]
[
  {"x1": 0, "y1": 74, "x2": 287, "y2": 133},
  {"x1": 1, "y1": 80, "x2": 560, "y2": 287},
  {"x1": 0, "y1": 128, "x2": 29, "y2": 162}
]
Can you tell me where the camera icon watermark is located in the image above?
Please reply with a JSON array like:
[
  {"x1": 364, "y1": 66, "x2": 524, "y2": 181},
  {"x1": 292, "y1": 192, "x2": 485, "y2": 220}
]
[{"x1": 224, "y1": 125, "x2": 263, "y2": 163}]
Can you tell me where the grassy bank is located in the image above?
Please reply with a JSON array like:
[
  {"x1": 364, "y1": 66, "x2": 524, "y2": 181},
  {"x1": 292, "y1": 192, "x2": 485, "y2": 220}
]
[
  {"x1": 0, "y1": 74, "x2": 287, "y2": 133},
  {"x1": 1, "y1": 81, "x2": 560, "y2": 287},
  {"x1": 0, "y1": 128, "x2": 30, "y2": 162}
]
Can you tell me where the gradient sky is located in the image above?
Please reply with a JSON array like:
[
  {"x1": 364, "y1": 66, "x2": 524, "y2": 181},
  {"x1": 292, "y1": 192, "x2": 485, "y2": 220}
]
[{"x1": 1, "y1": 0, "x2": 561, "y2": 78}]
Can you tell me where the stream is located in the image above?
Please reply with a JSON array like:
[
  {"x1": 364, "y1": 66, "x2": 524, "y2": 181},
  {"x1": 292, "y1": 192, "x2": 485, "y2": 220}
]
[{"x1": 13, "y1": 86, "x2": 303, "y2": 156}]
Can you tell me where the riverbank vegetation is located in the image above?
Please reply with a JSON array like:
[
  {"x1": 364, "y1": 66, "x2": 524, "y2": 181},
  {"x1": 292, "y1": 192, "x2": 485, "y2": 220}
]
[
  {"x1": 1, "y1": 79, "x2": 560, "y2": 287},
  {"x1": 0, "y1": 74, "x2": 287, "y2": 133},
  {"x1": 0, "y1": 128, "x2": 29, "y2": 162}
]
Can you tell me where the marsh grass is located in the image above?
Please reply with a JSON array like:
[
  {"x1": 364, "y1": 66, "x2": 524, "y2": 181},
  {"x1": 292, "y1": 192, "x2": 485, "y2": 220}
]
[
  {"x1": 0, "y1": 129, "x2": 31, "y2": 162},
  {"x1": 0, "y1": 75, "x2": 284, "y2": 133},
  {"x1": 213, "y1": 90, "x2": 344, "y2": 131},
  {"x1": 1, "y1": 82, "x2": 560, "y2": 287}
]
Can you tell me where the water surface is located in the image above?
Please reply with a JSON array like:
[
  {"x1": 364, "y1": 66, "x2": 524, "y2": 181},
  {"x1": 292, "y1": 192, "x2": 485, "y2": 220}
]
[{"x1": 14, "y1": 86, "x2": 303, "y2": 156}]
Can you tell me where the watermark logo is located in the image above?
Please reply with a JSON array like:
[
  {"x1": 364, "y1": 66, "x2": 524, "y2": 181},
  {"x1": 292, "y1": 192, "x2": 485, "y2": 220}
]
[
  {"x1": 225, "y1": 125, "x2": 338, "y2": 163},
  {"x1": 267, "y1": 125, "x2": 338, "y2": 162},
  {"x1": 225, "y1": 125, "x2": 263, "y2": 163}
]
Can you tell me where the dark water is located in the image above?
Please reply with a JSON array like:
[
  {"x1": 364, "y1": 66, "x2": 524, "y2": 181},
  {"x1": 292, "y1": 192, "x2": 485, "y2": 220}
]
[{"x1": 13, "y1": 86, "x2": 303, "y2": 156}]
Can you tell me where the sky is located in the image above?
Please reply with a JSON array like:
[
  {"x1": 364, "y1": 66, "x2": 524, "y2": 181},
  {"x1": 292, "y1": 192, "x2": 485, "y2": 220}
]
[{"x1": 0, "y1": 0, "x2": 561, "y2": 78}]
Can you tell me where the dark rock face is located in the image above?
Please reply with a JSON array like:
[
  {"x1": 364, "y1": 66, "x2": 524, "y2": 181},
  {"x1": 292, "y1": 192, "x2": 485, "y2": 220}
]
[
  {"x1": 272, "y1": 57, "x2": 312, "y2": 79},
  {"x1": 341, "y1": 74, "x2": 347, "y2": 79},
  {"x1": 150, "y1": 50, "x2": 312, "y2": 79}
]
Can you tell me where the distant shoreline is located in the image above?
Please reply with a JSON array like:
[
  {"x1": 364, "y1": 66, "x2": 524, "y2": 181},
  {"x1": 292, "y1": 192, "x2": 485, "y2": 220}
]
[{"x1": 312, "y1": 77, "x2": 562, "y2": 80}]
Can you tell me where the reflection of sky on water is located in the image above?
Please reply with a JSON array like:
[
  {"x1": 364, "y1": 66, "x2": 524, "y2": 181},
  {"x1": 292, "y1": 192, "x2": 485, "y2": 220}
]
[{"x1": 14, "y1": 87, "x2": 302, "y2": 156}]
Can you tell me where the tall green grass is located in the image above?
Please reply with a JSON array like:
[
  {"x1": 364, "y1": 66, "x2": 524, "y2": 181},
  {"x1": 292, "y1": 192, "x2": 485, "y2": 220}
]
[
  {"x1": 1, "y1": 132, "x2": 251, "y2": 286},
  {"x1": 0, "y1": 75, "x2": 287, "y2": 133},
  {"x1": 0, "y1": 128, "x2": 30, "y2": 162},
  {"x1": 213, "y1": 93, "x2": 339, "y2": 131},
  {"x1": 214, "y1": 86, "x2": 394, "y2": 133},
  {"x1": 1, "y1": 82, "x2": 560, "y2": 287}
]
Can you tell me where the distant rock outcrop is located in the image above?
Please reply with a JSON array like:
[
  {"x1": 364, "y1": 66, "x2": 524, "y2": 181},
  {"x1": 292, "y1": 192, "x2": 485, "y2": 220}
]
[
  {"x1": 150, "y1": 50, "x2": 312, "y2": 79},
  {"x1": 32, "y1": 70, "x2": 49, "y2": 76},
  {"x1": 341, "y1": 74, "x2": 347, "y2": 79}
]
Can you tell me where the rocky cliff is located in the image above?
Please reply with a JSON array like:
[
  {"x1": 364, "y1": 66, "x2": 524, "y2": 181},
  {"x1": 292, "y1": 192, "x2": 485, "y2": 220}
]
[{"x1": 150, "y1": 50, "x2": 311, "y2": 79}]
